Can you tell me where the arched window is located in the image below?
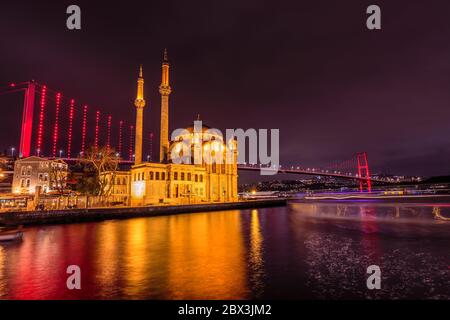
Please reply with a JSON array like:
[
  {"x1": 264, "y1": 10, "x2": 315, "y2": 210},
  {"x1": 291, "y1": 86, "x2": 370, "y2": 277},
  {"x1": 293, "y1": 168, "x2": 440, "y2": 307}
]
[
  {"x1": 150, "y1": 171, "x2": 154, "y2": 180},
  {"x1": 188, "y1": 173, "x2": 191, "y2": 181},
  {"x1": 123, "y1": 178, "x2": 127, "y2": 185},
  {"x1": 181, "y1": 172, "x2": 185, "y2": 181},
  {"x1": 194, "y1": 174, "x2": 198, "y2": 182},
  {"x1": 200, "y1": 175, "x2": 203, "y2": 183},
  {"x1": 161, "y1": 172, "x2": 165, "y2": 180},
  {"x1": 155, "y1": 172, "x2": 160, "y2": 180},
  {"x1": 26, "y1": 179, "x2": 31, "y2": 187}
]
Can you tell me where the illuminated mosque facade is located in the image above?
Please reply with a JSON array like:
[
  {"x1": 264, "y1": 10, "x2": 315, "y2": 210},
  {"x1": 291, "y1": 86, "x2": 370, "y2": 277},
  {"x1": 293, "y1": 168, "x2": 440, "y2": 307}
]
[{"x1": 109, "y1": 50, "x2": 238, "y2": 206}]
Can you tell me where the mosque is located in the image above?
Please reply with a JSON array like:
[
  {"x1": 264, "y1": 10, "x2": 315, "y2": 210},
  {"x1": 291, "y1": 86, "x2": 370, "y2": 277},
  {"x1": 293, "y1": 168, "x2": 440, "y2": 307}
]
[{"x1": 108, "y1": 50, "x2": 238, "y2": 206}]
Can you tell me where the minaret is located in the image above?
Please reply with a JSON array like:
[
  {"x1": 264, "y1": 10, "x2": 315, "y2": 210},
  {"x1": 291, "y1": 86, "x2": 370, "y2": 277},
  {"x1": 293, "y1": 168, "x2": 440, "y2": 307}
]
[
  {"x1": 134, "y1": 65, "x2": 146, "y2": 164},
  {"x1": 159, "y1": 48, "x2": 172, "y2": 162}
]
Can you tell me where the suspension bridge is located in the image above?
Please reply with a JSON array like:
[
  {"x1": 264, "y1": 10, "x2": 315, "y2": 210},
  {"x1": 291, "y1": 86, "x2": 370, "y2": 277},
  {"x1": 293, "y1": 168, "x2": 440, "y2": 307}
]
[
  {"x1": 237, "y1": 151, "x2": 374, "y2": 192},
  {"x1": 1, "y1": 80, "x2": 375, "y2": 192},
  {"x1": 1, "y1": 80, "x2": 155, "y2": 162}
]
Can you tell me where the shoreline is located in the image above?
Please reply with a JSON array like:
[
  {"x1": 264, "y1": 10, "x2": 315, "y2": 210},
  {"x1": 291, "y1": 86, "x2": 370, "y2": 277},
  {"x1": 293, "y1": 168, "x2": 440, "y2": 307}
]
[{"x1": 0, "y1": 199, "x2": 287, "y2": 226}]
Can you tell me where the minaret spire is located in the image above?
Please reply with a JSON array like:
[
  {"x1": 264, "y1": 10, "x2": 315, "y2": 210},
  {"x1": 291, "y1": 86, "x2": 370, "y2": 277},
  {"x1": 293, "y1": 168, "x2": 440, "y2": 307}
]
[
  {"x1": 134, "y1": 65, "x2": 146, "y2": 164},
  {"x1": 163, "y1": 48, "x2": 168, "y2": 62},
  {"x1": 159, "y1": 49, "x2": 172, "y2": 163}
]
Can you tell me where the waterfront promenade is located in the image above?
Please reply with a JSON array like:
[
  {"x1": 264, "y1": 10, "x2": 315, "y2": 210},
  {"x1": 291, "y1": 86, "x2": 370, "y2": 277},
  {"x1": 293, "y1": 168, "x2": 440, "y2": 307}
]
[{"x1": 0, "y1": 199, "x2": 287, "y2": 226}]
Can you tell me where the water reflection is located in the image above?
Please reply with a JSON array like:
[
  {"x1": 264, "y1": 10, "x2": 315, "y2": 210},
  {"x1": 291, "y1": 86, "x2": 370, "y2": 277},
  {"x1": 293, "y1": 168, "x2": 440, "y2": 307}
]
[
  {"x1": 290, "y1": 201, "x2": 450, "y2": 299},
  {"x1": 292, "y1": 201, "x2": 450, "y2": 221},
  {"x1": 249, "y1": 209, "x2": 264, "y2": 298},
  {"x1": 0, "y1": 203, "x2": 448, "y2": 299},
  {"x1": 164, "y1": 211, "x2": 247, "y2": 299}
]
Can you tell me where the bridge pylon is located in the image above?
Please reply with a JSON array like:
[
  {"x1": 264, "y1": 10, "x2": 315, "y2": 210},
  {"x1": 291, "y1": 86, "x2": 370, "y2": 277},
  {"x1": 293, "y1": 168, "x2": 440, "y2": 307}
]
[{"x1": 356, "y1": 152, "x2": 372, "y2": 192}]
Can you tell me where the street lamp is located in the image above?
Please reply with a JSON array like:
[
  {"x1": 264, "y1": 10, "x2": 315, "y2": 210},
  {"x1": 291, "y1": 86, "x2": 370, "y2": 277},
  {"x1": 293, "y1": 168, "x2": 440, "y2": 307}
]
[
  {"x1": 10, "y1": 147, "x2": 15, "y2": 157},
  {"x1": 59, "y1": 150, "x2": 63, "y2": 158}
]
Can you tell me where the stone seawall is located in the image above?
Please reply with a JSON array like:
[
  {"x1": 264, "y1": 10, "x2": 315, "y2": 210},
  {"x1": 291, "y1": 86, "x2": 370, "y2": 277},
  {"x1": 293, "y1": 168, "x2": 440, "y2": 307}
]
[{"x1": 0, "y1": 199, "x2": 287, "y2": 226}]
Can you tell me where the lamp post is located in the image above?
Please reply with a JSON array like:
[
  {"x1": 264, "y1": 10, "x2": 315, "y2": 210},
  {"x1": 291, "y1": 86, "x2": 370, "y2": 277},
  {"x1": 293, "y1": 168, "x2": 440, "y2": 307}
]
[
  {"x1": 10, "y1": 147, "x2": 15, "y2": 157},
  {"x1": 59, "y1": 150, "x2": 63, "y2": 158}
]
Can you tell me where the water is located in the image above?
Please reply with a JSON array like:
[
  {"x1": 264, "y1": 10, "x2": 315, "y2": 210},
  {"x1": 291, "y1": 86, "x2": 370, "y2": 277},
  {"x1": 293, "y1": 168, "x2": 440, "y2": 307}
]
[{"x1": 0, "y1": 201, "x2": 449, "y2": 299}]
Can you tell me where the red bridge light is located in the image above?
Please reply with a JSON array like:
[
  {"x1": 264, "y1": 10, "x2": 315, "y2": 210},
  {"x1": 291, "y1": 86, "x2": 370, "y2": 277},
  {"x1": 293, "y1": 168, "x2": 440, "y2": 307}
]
[
  {"x1": 94, "y1": 111, "x2": 100, "y2": 152},
  {"x1": 118, "y1": 120, "x2": 124, "y2": 157},
  {"x1": 67, "y1": 99, "x2": 75, "y2": 159},
  {"x1": 129, "y1": 125, "x2": 134, "y2": 161},
  {"x1": 52, "y1": 92, "x2": 62, "y2": 158},
  {"x1": 36, "y1": 85, "x2": 47, "y2": 156},
  {"x1": 81, "y1": 105, "x2": 88, "y2": 155},
  {"x1": 106, "y1": 115, "x2": 112, "y2": 153}
]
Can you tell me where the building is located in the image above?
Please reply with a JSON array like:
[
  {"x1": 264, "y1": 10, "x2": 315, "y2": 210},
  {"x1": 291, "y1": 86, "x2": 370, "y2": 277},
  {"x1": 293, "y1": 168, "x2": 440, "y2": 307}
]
[
  {"x1": 12, "y1": 156, "x2": 68, "y2": 194},
  {"x1": 105, "y1": 171, "x2": 131, "y2": 204},
  {"x1": 106, "y1": 50, "x2": 238, "y2": 206},
  {"x1": 0, "y1": 156, "x2": 14, "y2": 194}
]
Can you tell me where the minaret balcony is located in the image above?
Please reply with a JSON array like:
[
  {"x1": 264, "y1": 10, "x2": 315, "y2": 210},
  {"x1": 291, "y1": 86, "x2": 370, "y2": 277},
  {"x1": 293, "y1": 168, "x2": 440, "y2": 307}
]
[
  {"x1": 134, "y1": 99, "x2": 146, "y2": 108},
  {"x1": 159, "y1": 85, "x2": 172, "y2": 95}
]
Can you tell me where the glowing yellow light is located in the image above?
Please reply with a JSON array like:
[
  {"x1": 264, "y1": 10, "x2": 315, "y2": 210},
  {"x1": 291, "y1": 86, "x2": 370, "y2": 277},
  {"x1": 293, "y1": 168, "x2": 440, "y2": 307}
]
[
  {"x1": 174, "y1": 143, "x2": 182, "y2": 152},
  {"x1": 131, "y1": 181, "x2": 146, "y2": 199}
]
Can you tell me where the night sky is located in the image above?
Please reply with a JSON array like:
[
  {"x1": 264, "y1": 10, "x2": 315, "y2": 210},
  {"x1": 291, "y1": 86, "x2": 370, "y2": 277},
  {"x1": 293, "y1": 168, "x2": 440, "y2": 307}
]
[{"x1": 1, "y1": 0, "x2": 450, "y2": 177}]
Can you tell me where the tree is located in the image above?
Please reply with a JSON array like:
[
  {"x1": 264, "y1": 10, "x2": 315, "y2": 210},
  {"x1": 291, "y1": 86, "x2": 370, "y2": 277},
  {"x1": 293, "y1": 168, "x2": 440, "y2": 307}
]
[
  {"x1": 48, "y1": 160, "x2": 69, "y2": 195},
  {"x1": 78, "y1": 146, "x2": 120, "y2": 197}
]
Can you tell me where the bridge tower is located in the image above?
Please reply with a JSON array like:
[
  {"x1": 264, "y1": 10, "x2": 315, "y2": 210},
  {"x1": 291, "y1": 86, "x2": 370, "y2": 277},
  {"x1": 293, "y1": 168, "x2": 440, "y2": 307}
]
[
  {"x1": 357, "y1": 152, "x2": 372, "y2": 192},
  {"x1": 19, "y1": 81, "x2": 36, "y2": 158}
]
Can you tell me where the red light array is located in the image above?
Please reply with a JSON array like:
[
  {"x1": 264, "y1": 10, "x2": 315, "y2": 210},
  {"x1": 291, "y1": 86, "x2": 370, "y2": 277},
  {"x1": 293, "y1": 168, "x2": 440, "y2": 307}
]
[
  {"x1": 106, "y1": 115, "x2": 112, "y2": 153},
  {"x1": 52, "y1": 92, "x2": 62, "y2": 158},
  {"x1": 67, "y1": 99, "x2": 75, "y2": 159},
  {"x1": 94, "y1": 111, "x2": 100, "y2": 152},
  {"x1": 36, "y1": 85, "x2": 47, "y2": 156},
  {"x1": 149, "y1": 132, "x2": 154, "y2": 162},
  {"x1": 81, "y1": 105, "x2": 88, "y2": 155},
  {"x1": 129, "y1": 125, "x2": 134, "y2": 161},
  {"x1": 118, "y1": 120, "x2": 124, "y2": 157}
]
